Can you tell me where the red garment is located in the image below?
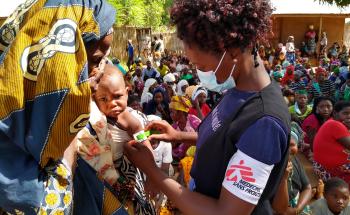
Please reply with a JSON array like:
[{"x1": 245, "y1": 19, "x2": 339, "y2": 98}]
[
  {"x1": 314, "y1": 119, "x2": 350, "y2": 169},
  {"x1": 189, "y1": 103, "x2": 211, "y2": 118},
  {"x1": 281, "y1": 65, "x2": 295, "y2": 86},
  {"x1": 302, "y1": 114, "x2": 321, "y2": 144}
]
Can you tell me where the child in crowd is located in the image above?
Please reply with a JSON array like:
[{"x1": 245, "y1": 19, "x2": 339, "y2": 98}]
[
  {"x1": 289, "y1": 89, "x2": 313, "y2": 122},
  {"x1": 148, "y1": 115, "x2": 173, "y2": 175},
  {"x1": 77, "y1": 64, "x2": 155, "y2": 214},
  {"x1": 310, "y1": 177, "x2": 350, "y2": 215}
]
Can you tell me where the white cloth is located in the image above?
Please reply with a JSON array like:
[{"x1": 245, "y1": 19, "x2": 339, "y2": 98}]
[
  {"x1": 222, "y1": 150, "x2": 274, "y2": 205},
  {"x1": 108, "y1": 108, "x2": 147, "y2": 160},
  {"x1": 286, "y1": 42, "x2": 295, "y2": 52},
  {"x1": 163, "y1": 73, "x2": 176, "y2": 83},
  {"x1": 177, "y1": 80, "x2": 189, "y2": 96},
  {"x1": 153, "y1": 141, "x2": 173, "y2": 168},
  {"x1": 141, "y1": 78, "x2": 157, "y2": 104}
]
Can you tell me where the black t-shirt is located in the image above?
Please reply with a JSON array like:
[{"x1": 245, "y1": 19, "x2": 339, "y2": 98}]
[{"x1": 288, "y1": 156, "x2": 310, "y2": 200}]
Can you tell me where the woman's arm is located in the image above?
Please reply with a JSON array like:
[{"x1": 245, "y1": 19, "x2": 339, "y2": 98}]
[
  {"x1": 146, "y1": 120, "x2": 198, "y2": 145},
  {"x1": 124, "y1": 142, "x2": 255, "y2": 215},
  {"x1": 295, "y1": 184, "x2": 312, "y2": 213},
  {"x1": 271, "y1": 161, "x2": 291, "y2": 213}
]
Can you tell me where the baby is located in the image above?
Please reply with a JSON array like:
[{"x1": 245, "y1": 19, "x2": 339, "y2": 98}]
[
  {"x1": 311, "y1": 177, "x2": 350, "y2": 215},
  {"x1": 77, "y1": 64, "x2": 151, "y2": 186}
]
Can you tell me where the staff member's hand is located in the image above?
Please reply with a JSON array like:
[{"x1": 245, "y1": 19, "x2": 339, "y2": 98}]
[
  {"x1": 124, "y1": 140, "x2": 157, "y2": 175},
  {"x1": 146, "y1": 120, "x2": 179, "y2": 142}
]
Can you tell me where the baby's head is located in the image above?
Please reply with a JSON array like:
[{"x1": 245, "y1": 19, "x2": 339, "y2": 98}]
[
  {"x1": 324, "y1": 177, "x2": 350, "y2": 214},
  {"x1": 93, "y1": 64, "x2": 128, "y2": 119}
]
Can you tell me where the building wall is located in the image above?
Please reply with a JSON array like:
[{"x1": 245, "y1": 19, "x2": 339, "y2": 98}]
[{"x1": 272, "y1": 16, "x2": 345, "y2": 51}]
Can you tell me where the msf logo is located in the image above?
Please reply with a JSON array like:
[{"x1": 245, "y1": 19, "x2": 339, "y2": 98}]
[{"x1": 225, "y1": 160, "x2": 256, "y2": 183}]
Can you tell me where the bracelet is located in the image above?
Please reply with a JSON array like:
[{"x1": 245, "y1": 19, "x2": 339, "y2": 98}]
[{"x1": 133, "y1": 130, "x2": 151, "y2": 143}]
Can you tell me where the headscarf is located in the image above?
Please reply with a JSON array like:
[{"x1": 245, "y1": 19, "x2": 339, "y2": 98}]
[
  {"x1": 141, "y1": 78, "x2": 157, "y2": 104},
  {"x1": 169, "y1": 96, "x2": 192, "y2": 113},
  {"x1": 177, "y1": 80, "x2": 189, "y2": 96},
  {"x1": 185, "y1": 85, "x2": 197, "y2": 99},
  {"x1": 316, "y1": 67, "x2": 327, "y2": 77},
  {"x1": 192, "y1": 86, "x2": 208, "y2": 101},
  {"x1": 0, "y1": 0, "x2": 116, "y2": 212},
  {"x1": 163, "y1": 73, "x2": 176, "y2": 83}
]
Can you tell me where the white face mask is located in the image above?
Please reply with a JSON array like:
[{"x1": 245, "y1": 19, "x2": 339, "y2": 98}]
[{"x1": 197, "y1": 51, "x2": 236, "y2": 93}]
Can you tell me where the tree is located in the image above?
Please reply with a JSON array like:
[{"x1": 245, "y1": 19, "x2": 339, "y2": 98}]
[
  {"x1": 318, "y1": 0, "x2": 350, "y2": 7},
  {"x1": 107, "y1": 0, "x2": 173, "y2": 29},
  {"x1": 107, "y1": 0, "x2": 146, "y2": 27}
]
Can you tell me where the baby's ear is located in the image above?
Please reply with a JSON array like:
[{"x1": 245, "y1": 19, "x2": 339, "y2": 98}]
[{"x1": 125, "y1": 86, "x2": 130, "y2": 92}]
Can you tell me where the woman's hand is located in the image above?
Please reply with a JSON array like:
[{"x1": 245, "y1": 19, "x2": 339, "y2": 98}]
[
  {"x1": 283, "y1": 161, "x2": 293, "y2": 179},
  {"x1": 146, "y1": 120, "x2": 180, "y2": 142},
  {"x1": 124, "y1": 140, "x2": 158, "y2": 175}
]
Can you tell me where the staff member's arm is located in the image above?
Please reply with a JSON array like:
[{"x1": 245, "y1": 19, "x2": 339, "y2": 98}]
[
  {"x1": 124, "y1": 142, "x2": 255, "y2": 215},
  {"x1": 146, "y1": 120, "x2": 198, "y2": 145}
]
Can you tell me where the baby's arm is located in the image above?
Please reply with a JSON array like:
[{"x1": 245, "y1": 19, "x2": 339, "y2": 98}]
[{"x1": 118, "y1": 111, "x2": 153, "y2": 151}]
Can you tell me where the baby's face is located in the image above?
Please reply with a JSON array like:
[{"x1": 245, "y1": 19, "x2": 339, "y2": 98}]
[{"x1": 94, "y1": 75, "x2": 128, "y2": 119}]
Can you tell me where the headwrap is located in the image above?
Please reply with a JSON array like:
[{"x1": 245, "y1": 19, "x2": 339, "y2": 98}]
[
  {"x1": 169, "y1": 96, "x2": 192, "y2": 113},
  {"x1": 296, "y1": 89, "x2": 308, "y2": 95},
  {"x1": 291, "y1": 131, "x2": 299, "y2": 143},
  {"x1": 333, "y1": 66, "x2": 340, "y2": 75},
  {"x1": 192, "y1": 86, "x2": 208, "y2": 101},
  {"x1": 291, "y1": 121, "x2": 303, "y2": 146},
  {"x1": 141, "y1": 78, "x2": 157, "y2": 104},
  {"x1": 185, "y1": 85, "x2": 197, "y2": 99},
  {"x1": 163, "y1": 73, "x2": 176, "y2": 83},
  {"x1": 177, "y1": 79, "x2": 189, "y2": 96},
  {"x1": 0, "y1": 0, "x2": 117, "y2": 213},
  {"x1": 282, "y1": 61, "x2": 291, "y2": 69},
  {"x1": 153, "y1": 86, "x2": 166, "y2": 96},
  {"x1": 316, "y1": 67, "x2": 327, "y2": 77}
]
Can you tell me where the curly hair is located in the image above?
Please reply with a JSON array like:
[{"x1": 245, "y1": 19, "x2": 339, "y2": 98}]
[{"x1": 171, "y1": 0, "x2": 273, "y2": 54}]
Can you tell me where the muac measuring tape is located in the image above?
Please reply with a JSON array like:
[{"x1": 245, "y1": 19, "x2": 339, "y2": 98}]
[{"x1": 133, "y1": 130, "x2": 157, "y2": 143}]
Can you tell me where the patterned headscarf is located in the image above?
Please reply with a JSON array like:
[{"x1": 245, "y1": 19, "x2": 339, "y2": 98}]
[{"x1": 169, "y1": 96, "x2": 192, "y2": 113}]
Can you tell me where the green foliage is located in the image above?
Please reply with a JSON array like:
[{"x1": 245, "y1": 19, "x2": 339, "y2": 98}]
[
  {"x1": 318, "y1": 0, "x2": 350, "y2": 7},
  {"x1": 107, "y1": 0, "x2": 173, "y2": 29}
]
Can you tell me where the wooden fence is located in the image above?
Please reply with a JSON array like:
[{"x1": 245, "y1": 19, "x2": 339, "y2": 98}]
[{"x1": 110, "y1": 26, "x2": 184, "y2": 62}]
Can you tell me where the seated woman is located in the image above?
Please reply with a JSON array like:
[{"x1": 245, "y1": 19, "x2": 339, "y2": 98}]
[
  {"x1": 313, "y1": 101, "x2": 350, "y2": 185},
  {"x1": 301, "y1": 97, "x2": 334, "y2": 160},
  {"x1": 169, "y1": 96, "x2": 201, "y2": 162},
  {"x1": 272, "y1": 124, "x2": 313, "y2": 215},
  {"x1": 187, "y1": 86, "x2": 211, "y2": 120},
  {"x1": 141, "y1": 78, "x2": 158, "y2": 108},
  {"x1": 144, "y1": 86, "x2": 172, "y2": 123}
]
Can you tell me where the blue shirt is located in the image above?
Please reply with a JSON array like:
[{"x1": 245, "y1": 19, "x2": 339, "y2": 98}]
[{"x1": 195, "y1": 87, "x2": 288, "y2": 170}]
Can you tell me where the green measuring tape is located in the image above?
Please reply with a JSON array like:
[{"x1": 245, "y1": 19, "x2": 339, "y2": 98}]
[{"x1": 133, "y1": 130, "x2": 157, "y2": 142}]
